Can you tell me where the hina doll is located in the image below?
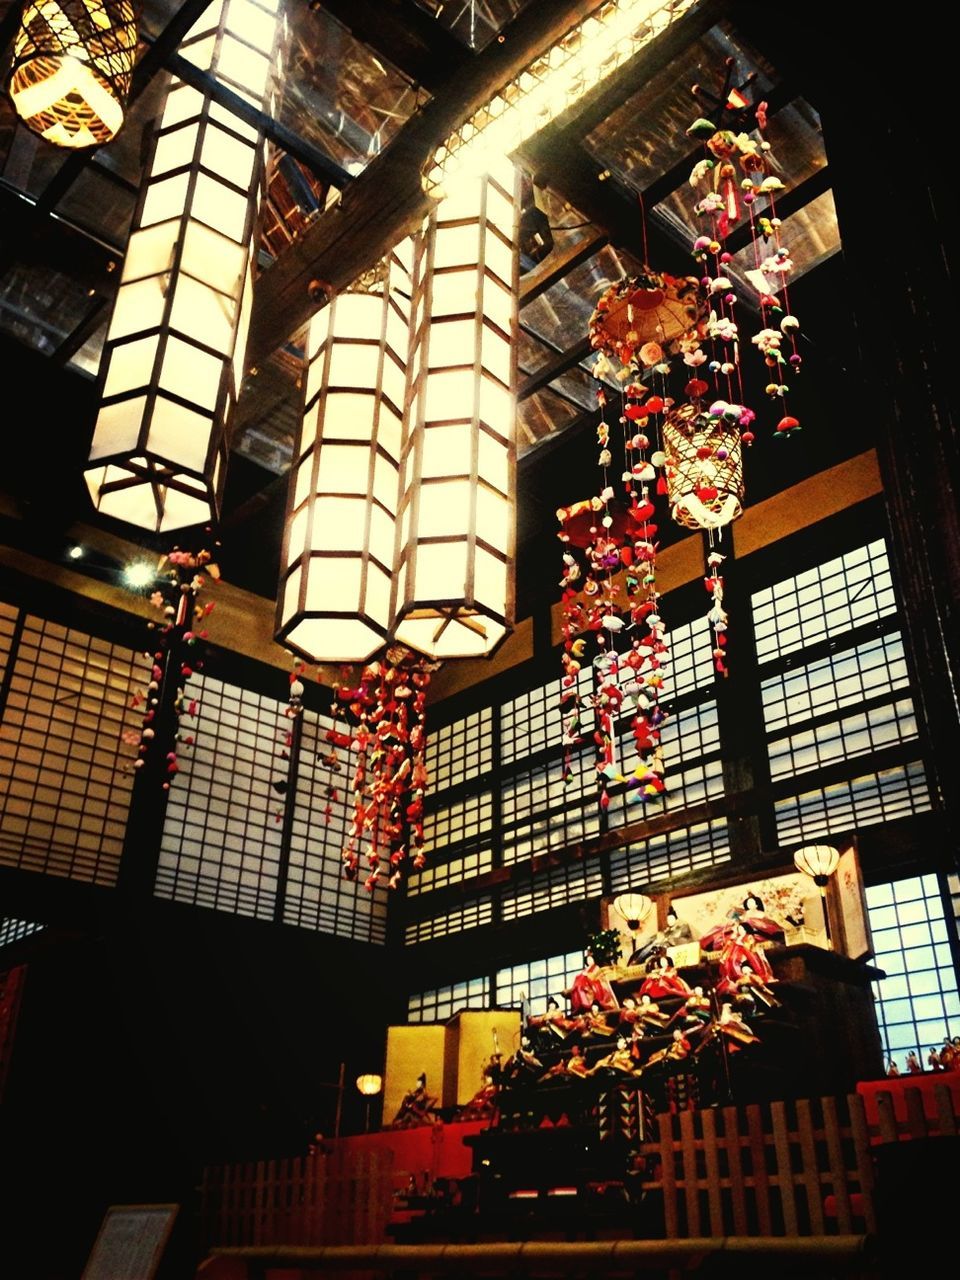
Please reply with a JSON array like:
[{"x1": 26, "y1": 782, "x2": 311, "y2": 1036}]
[
  {"x1": 589, "y1": 1035, "x2": 639, "y2": 1076},
  {"x1": 637, "y1": 993, "x2": 671, "y2": 1033},
  {"x1": 715, "y1": 1002, "x2": 761, "y2": 1053},
  {"x1": 731, "y1": 960, "x2": 780, "y2": 1010},
  {"x1": 714, "y1": 922, "x2": 775, "y2": 993},
  {"x1": 644, "y1": 1028, "x2": 693, "y2": 1071},
  {"x1": 678, "y1": 986, "x2": 712, "y2": 1029},
  {"x1": 528, "y1": 996, "x2": 579, "y2": 1041},
  {"x1": 542, "y1": 1045, "x2": 590, "y2": 1081},
  {"x1": 569, "y1": 950, "x2": 619, "y2": 1012},
  {"x1": 905, "y1": 1050, "x2": 922, "y2": 1074},
  {"x1": 640, "y1": 954, "x2": 692, "y2": 1000},
  {"x1": 579, "y1": 1001, "x2": 618, "y2": 1038}
]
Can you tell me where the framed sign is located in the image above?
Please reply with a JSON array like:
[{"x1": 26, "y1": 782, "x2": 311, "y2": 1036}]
[{"x1": 81, "y1": 1204, "x2": 178, "y2": 1280}]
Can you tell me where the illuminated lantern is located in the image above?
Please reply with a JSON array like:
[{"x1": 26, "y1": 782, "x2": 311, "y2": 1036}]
[
  {"x1": 276, "y1": 247, "x2": 414, "y2": 664},
  {"x1": 85, "y1": 0, "x2": 282, "y2": 532},
  {"x1": 393, "y1": 158, "x2": 519, "y2": 659},
  {"x1": 7, "y1": 0, "x2": 138, "y2": 149}
]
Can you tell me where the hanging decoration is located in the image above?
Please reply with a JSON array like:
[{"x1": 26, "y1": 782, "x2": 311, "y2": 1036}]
[
  {"x1": 7, "y1": 0, "x2": 138, "y2": 149},
  {"x1": 333, "y1": 646, "x2": 436, "y2": 893},
  {"x1": 685, "y1": 61, "x2": 803, "y2": 437},
  {"x1": 132, "y1": 545, "x2": 219, "y2": 787}
]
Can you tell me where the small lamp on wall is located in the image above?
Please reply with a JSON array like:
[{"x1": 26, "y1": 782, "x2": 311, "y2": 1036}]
[
  {"x1": 613, "y1": 892, "x2": 653, "y2": 962},
  {"x1": 7, "y1": 1, "x2": 138, "y2": 149},
  {"x1": 356, "y1": 1073, "x2": 382, "y2": 1134},
  {"x1": 793, "y1": 844, "x2": 840, "y2": 949}
]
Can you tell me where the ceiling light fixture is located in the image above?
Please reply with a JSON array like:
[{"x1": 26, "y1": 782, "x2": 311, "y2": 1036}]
[
  {"x1": 123, "y1": 561, "x2": 155, "y2": 589},
  {"x1": 7, "y1": 0, "x2": 138, "y2": 149},
  {"x1": 84, "y1": 0, "x2": 283, "y2": 532},
  {"x1": 423, "y1": 0, "x2": 697, "y2": 197}
]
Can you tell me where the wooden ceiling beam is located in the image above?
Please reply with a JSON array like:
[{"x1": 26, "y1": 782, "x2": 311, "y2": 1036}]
[
  {"x1": 318, "y1": 0, "x2": 471, "y2": 91},
  {"x1": 247, "y1": 0, "x2": 675, "y2": 365}
]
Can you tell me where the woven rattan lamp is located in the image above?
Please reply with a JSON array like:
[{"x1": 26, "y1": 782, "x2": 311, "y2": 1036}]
[{"x1": 7, "y1": 1, "x2": 138, "y2": 149}]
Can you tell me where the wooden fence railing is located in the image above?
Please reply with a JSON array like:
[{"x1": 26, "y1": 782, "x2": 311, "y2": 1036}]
[
  {"x1": 640, "y1": 1084, "x2": 959, "y2": 1239},
  {"x1": 200, "y1": 1084, "x2": 960, "y2": 1248},
  {"x1": 201, "y1": 1148, "x2": 396, "y2": 1248}
]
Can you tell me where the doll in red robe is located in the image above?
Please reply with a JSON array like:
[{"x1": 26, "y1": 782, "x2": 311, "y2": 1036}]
[
  {"x1": 569, "y1": 950, "x2": 619, "y2": 1012},
  {"x1": 640, "y1": 954, "x2": 692, "y2": 1000}
]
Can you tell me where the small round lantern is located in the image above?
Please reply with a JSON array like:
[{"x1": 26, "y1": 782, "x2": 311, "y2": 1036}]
[
  {"x1": 662, "y1": 402, "x2": 744, "y2": 530},
  {"x1": 7, "y1": 1, "x2": 138, "y2": 149},
  {"x1": 613, "y1": 893, "x2": 653, "y2": 931},
  {"x1": 793, "y1": 844, "x2": 840, "y2": 887}
]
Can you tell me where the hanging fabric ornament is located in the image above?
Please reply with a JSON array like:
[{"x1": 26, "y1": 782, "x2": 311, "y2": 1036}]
[
  {"x1": 685, "y1": 67, "x2": 804, "y2": 435},
  {"x1": 335, "y1": 646, "x2": 435, "y2": 891},
  {"x1": 133, "y1": 543, "x2": 218, "y2": 787}
]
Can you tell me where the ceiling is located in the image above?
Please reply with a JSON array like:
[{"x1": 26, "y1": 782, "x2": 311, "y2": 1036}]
[{"x1": 0, "y1": 0, "x2": 869, "y2": 615}]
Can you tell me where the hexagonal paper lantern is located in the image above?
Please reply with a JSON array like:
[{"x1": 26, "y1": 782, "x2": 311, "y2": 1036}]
[{"x1": 84, "y1": 0, "x2": 281, "y2": 532}]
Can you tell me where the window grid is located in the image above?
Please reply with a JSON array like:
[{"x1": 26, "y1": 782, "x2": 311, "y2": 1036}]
[
  {"x1": 283, "y1": 709, "x2": 387, "y2": 944},
  {"x1": 866, "y1": 875, "x2": 960, "y2": 1068},
  {"x1": 768, "y1": 698, "x2": 919, "y2": 783},
  {"x1": 501, "y1": 861, "x2": 605, "y2": 921},
  {"x1": 608, "y1": 818, "x2": 731, "y2": 893},
  {"x1": 752, "y1": 539, "x2": 896, "y2": 663},
  {"x1": 0, "y1": 918, "x2": 44, "y2": 948},
  {"x1": 501, "y1": 665, "x2": 593, "y2": 765},
  {"x1": 774, "y1": 761, "x2": 932, "y2": 845},
  {"x1": 0, "y1": 600, "x2": 18, "y2": 687},
  {"x1": 0, "y1": 615, "x2": 145, "y2": 886},
  {"x1": 665, "y1": 614, "x2": 715, "y2": 699},
  {"x1": 426, "y1": 708, "x2": 494, "y2": 791},
  {"x1": 423, "y1": 791, "x2": 493, "y2": 853},
  {"x1": 495, "y1": 949, "x2": 583, "y2": 1015},
  {"x1": 407, "y1": 975, "x2": 490, "y2": 1023},
  {"x1": 761, "y1": 632, "x2": 910, "y2": 731},
  {"x1": 406, "y1": 842, "x2": 494, "y2": 896},
  {"x1": 404, "y1": 895, "x2": 494, "y2": 944},
  {"x1": 156, "y1": 676, "x2": 285, "y2": 920},
  {"x1": 501, "y1": 749, "x2": 600, "y2": 865}
]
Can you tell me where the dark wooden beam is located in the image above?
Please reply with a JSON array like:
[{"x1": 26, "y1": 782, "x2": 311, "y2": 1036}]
[
  {"x1": 162, "y1": 49, "x2": 351, "y2": 187},
  {"x1": 319, "y1": 0, "x2": 471, "y2": 91},
  {"x1": 723, "y1": 164, "x2": 832, "y2": 255},
  {"x1": 0, "y1": 181, "x2": 122, "y2": 289},
  {"x1": 519, "y1": 337, "x2": 593, "y2": 402},
  {"x1": 246, "y1": 1, "x2": 633, "y2": 365},
  {"x1": 520, "y1": 229, "x2": 608, "y2": 306}
]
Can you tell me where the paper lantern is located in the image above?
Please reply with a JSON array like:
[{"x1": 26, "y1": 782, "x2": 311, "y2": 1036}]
[
  {"x1": 588, "y1": 269, "x2": 705, "y2": 369},
  {"x1": 356, "y1": 1073, "x2": 383, "y2": 1096},
  {"x1": 613, "y1": 893, "x2": 653, "y2": 928},
  {"x1": 7, "y1": 0, "x2": 138, "y2": 149},
  {"x1": 392, "y1": 158, "x2": 519, "y2": 659},
  {"x1": 661, "y1": 402, "x2": 744, "y2": 530},
  {"x1": 276, "y1": 246, "x2": 414, "y2": 664},
  {"x1": 793, "y1": 844, "x2": 840, "y2": 886},
  {"x1": 85, "y1": 0, "x2": 281, "y2": 532}
]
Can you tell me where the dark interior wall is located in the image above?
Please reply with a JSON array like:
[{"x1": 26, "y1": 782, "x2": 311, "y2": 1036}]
[{"x1": 0, "y1": 899, "x2": 394, "y2": 1276}]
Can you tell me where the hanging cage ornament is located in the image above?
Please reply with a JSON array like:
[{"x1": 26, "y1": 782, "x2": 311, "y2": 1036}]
[{"x1": 6, "y1": 0, "x2": 139, "y2": 149}]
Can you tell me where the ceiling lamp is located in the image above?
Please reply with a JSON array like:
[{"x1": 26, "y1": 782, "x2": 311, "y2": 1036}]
[
  {"x1": 393, "y1": 158, "x2": 518, "y2": 659},
  {"x1": 275, "y1": 246, "x2": 414, "y2": 664},
  {"x1": 84, "y1": 0, "x2": 282, "y2": 532},
  {"x1": 7, "y1": 1, "x2": 138, "y2": 149},
  {"x1": 423, "y1": 0, "x2": 697, "y2": 196}
]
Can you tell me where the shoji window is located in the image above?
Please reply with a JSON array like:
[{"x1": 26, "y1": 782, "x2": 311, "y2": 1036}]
[{"x1": 0, "y1": 614, "x2": 145, "y2": 885}]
